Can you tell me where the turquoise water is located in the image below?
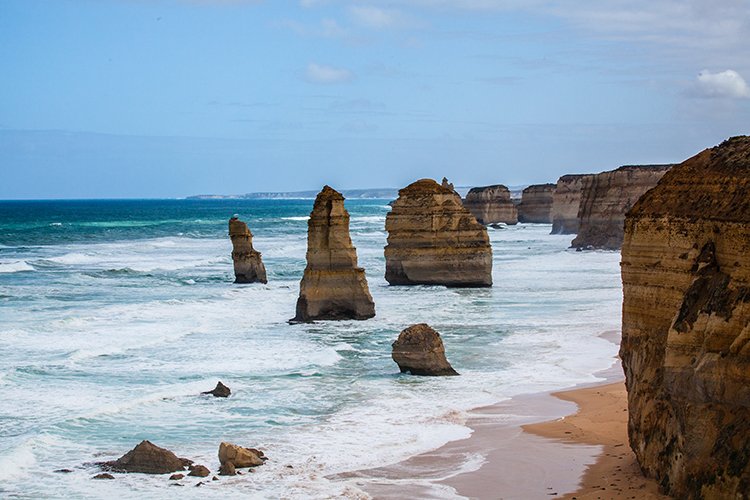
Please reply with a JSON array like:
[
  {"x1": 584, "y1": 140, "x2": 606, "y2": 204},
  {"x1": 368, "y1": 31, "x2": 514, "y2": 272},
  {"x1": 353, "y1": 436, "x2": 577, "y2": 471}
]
[{"x1": 0, "y1": 199, "x2": 622, "y2": 498}]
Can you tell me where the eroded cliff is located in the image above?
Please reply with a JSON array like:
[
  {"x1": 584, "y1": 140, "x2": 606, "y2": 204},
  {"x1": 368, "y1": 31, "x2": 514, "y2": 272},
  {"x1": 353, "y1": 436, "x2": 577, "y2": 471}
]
[
  {"x1": 550, "y1": 174, "x2": 592, "y2": 234},
  {"x1": 292, "y1": 186, "x2": 375, "y2": 322},
  {"x1": 384, "y1": 179, "x2": 492, "y2": 287},
  {"x1": 463, "y1": 184, "x2": 518, "y2": 225},
  {"x1": 620, "y1": 136, "x2": 750, "y2": 498},
  {"x1": 572, "y1": 165, "x2": 671, "y2": 249},
  {"x1": 517, "y1": 184, "x2": 555, "y2": 223}
]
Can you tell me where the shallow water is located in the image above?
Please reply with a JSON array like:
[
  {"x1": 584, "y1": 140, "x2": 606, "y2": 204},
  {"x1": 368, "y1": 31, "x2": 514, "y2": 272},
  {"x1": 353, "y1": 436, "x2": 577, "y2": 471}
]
[{"x1": 0, "y1": 199, "x2": 622, "y2": 498}]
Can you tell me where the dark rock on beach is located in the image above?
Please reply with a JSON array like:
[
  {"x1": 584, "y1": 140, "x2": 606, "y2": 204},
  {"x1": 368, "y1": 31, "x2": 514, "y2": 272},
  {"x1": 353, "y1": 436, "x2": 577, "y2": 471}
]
[
  {"x1": 392, "y1": 323, "x2": 459, "y2": 376},
  {"x1": 93, "y1": 473, "x2": 114, "y2": 480},
  {"x1": 188, "y1": 464, "x2": 210, "y2": 477},
  {"x1": 169, "y1": 473, "x2": 184, "y2": 480},
  {"x1": 99, "y1": 440, "x2": 192, "y2": 474},
  {"x1": 218, "y1": 461, "x2": 236, "y2": 476},
  {"x1": 202, "y1": 381, "x2": 231, "y2": 398}
]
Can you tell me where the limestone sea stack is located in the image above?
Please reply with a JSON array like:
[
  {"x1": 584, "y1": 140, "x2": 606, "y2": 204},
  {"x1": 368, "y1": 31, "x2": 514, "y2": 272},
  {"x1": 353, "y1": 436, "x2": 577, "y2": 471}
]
[
  {"x1": 571, "y1": 164, "x2": 671, "y2": 250},
  {"x1": 384, "y1": 179, "x2": 492, "y2": 287},
  {"x1": 392, "y1": 323, "x2": 459, "y2": 376},
  {"x1": 620, "y1": 136, "x2": 750, "y2": 498},
  {"x1": 550, "y1": 174, "x2": 592, "y2": 234},
  {"x1": 229, "y1": 217, "x2": 267, "y2": 284},
  {"x1": 517, "y1": 183, "x2": 555, "y2": 223},
  {"x1": 463, "y1": 185, "x2": 518, "y2": 225},
  {"x1": 292, "y1": 186, "x2": 375, "y2": 322}
]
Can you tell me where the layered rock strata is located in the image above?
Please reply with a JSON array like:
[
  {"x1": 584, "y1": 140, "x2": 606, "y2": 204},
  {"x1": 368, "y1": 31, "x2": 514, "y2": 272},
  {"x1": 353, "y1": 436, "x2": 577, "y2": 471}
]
[
  {"x1": 571, "y1": 165, "x2": 671, "y2": 249},
  {"x1": 392, "y1": 323, "x2": 459, "y2": 376},
  {"x1": 463, "y1": 185, "x2": 518, "y2": 225},
  {"x1": 292, "y1": 186, "x2": 376, "y2": 322},
  {"x1": 384, "y1": 179, "x2": 492, "y2": 287},
  {"x1": 517, "y1": 183, "x2": 555, "y2": 223},
  {"x1": 620, "y1": 136, "x2": 750, "y2": 499},
  {"x1": 229, "y1": 217, "x2": 267, "y2": 284},
  {"x1": 550, "y1": 174, "x2": 592, "y2": 234}
]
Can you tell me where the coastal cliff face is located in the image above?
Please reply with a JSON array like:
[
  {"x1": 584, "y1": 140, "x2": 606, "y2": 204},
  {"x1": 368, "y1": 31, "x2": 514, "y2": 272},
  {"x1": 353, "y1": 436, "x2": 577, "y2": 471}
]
[
  {"x1": 229, "y1": 218, "x2": 268, "y2": 284},
  {"x1": 517, "y1": 184, "x2": 555, "y2": 223},
  {"x1": 292, "y1": 186, "x2": 375, "y2": 322},
  {"x1": 385, "y1": 179, "x2": 492, "y2": 287},
  {"x1": 550, "y1": 174, "x2": 592, "y2": 234},
  {"x1": 463, "y1": 185, "x2": 518, "y2": 225},
  {"x1": 620, "y1": 136, "x2": 750, "y2": 498},
  {"x1": 572, "y1": 165, "x2": 671, "y2": 250}
]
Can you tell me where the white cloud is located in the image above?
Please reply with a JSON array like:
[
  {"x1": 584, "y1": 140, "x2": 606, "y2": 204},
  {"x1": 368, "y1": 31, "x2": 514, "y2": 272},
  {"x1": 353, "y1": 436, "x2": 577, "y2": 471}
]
[
  {"x1": 694, "y1": 70, "x2": 750, "y2": 99},
  {"x1": 305, "y1": 63, "x2": 354, "y2": 83},
  {"x1": 349, "y1": 6, "x2": 405, "y2": 28}
]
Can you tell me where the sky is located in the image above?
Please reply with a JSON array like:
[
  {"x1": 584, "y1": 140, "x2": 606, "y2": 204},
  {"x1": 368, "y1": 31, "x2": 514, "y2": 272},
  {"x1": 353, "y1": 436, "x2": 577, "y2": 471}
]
[{"x1": 1, "y1": 0, "x2": 749, "y2": 199}]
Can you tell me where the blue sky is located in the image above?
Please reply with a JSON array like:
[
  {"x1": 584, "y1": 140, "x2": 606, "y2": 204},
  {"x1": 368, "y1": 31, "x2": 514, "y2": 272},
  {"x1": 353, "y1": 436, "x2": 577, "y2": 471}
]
[{"x1": 1, "y1": 0, "x2": 748, "y2": 198}]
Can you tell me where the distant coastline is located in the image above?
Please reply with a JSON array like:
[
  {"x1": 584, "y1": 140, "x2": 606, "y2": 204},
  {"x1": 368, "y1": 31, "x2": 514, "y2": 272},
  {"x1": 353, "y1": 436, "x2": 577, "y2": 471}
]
[{"x1": 187, "y1": 185, "x2": 528, "y2": 200}]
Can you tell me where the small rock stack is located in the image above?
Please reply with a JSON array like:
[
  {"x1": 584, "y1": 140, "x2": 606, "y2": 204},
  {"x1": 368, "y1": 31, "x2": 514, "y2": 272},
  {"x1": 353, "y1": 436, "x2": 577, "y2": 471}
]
[{"x1": 229, "y1": 217, "x2": 268, "y2": 284}]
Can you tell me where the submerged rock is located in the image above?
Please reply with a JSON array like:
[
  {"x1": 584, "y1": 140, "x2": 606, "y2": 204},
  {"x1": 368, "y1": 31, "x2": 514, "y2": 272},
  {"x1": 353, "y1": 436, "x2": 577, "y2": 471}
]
[
  {"x1": 99, "y1": 440, "x2": 192, "y2": 474},
  {"x1": 292, "y1": 186, "x2": 376, "y2": 322},
  {"x1": 550, "y1": 174, "x2": 592, "y2": 234},
  {"x1": 92, "y1": 473, "x2": 114, "y2": 480},
  {"x1": 188, "y1": 464, "x2": 210, "y2": 478},
  {"x1": 201, "y1": 381, "x2": 231, "y2": 398},
  {"x1": 218, "y1": 442, "x2": 265, "y2": 468},
  {"x1": 571, "y1": 164, "x2": 671, "y2": 249},
  {"x1": 384, "y1": 179, "x2": 492, "y2": 287},
  {"x1": 169, "y1": 473, "x2": 184, "y2": 480},
  {"x1": 620, "y1": 136, "x2": 750, "y2": 498},
  {"x1": 392, "y1": 323, "x2": 459, "y2": 376},
  {"x1": 218, "y1": 462, "x2": 236, "y2": 476},
  {"x1": 229, "y1": 217, "x2": 268, "y2": 284},
  {"x1": 463, "y1": 184, "x2": 518, "y2": 225},
  {"x1": 517, "y1": 183, "x2": 555, "y2": 223}
]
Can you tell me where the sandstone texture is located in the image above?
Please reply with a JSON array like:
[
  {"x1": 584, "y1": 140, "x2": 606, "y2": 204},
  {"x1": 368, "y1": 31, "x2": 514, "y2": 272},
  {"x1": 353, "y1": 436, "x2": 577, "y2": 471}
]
[
  {"x1": 463, "y1": 185, "x2": 518, "y2": 225},
  {"x1": 229, "y1": 217, "x2": 268, "y2": 284},
  {"x1": 384, "y1": 179, "x2": 492, "y2": 287},
  {"x1": 218, "y1": 442, "x2": 265, "y2": 468},
  {"x1": 620, "y1": 136, "x2": 750, "y2": 499},
  {"x1": 571, "y1": 165, "x2": 671, "y2": 249},
  {"x1": 392, "y1": 323, "x2": 459, "y2": 376},
  {"x1": 292, "y1": 186, "x2": 376, "y2": 322},
  {"x1": 550, "y1": 174, "x2": 592, "y2": 234},
  {"x1": 517, "y1": 183, "x2": 555, "y2": 223},
  {"x1": 100, "y1": 440, "x2": 192, "y2": 474}
]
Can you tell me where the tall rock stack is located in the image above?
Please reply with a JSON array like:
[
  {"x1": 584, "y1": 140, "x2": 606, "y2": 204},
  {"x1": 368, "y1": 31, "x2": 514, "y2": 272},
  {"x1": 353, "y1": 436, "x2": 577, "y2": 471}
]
[
  {"x1": 384, "y1": 179, "x2": 492, "y2": 287},
  {"x1": 463, "y1": 185, "x2": 518, "y2": 225},
  {"x1": 571, "y1": 165, "x2": 671, "y2": 249},
  {"x1": 292, "y1": 186, "x2": 375, "y2": 322},
  {"x1": 229, "y1": 217, "x2": 268, "y2": 284},
  {"x1": 517, "y1": 184, "x2": 555, "y2": 223},
  {"x1": 620, "y1": 136, "x2": 750, "y2": 499},
  {"x1": 550, "y1": 174, "x2": 592, "y2": 234}
]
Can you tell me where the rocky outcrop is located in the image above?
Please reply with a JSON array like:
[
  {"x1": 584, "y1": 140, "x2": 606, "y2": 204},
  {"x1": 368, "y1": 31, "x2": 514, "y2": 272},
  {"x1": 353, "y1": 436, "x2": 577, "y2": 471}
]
[
  {"x1": 292, "y1": 186, "x2": 376, "y2": 322},
  {"x1": 202, "y1": 381, "x2": 230, "y2": 398},
  {"x1": 188, "y1": 465, "x2": 210, "y2": 477},
  {"x1": 218, "y1": 442, "x2": 265, "y2": 468},
  {"x1": 463, "y1": 185, "x2": 518, "y2": 225},
  {"x1": 229, "y1": 217, "x2": 267, "y2": 284},
  {"x1": 100, "y1": 441, "x2": 192, "y2": 474},
  {"x1": 517, "y1": 184, "x2": 555, "y2": 223},
  {"x1": 550, "y1": 174, "x2": 592, "y2": 234},
  {"x1": 571, "y1": 165, "x2": 671, "y2": 249},
  {"x1": 620, "y1": 136, "x2": 750, "y2": 499},
  {"x1": 392, "y1": 324, "x2": 459, "y2": 376},
  {"x1": 384, "y1": 179, "x2": 492, "y2": 287}
]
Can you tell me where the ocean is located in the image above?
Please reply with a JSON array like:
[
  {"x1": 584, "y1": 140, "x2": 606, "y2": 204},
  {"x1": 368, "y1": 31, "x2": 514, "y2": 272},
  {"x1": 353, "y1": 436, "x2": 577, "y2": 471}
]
[{"x1": 0, "y1": 199, "x2": 622, "y2": 499}]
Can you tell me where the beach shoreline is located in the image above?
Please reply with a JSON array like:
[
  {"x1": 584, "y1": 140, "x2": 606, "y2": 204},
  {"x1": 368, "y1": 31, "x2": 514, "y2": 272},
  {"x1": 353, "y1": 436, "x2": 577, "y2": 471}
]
[{"x1": 345, "y1": 330, "x2": 665, "y2": 499}]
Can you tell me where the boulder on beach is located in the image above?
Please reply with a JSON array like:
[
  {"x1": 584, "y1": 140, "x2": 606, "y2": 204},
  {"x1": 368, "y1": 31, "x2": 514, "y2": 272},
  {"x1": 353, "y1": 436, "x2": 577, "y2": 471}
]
[
  {"x1": 99, "y1": 440, "x2": 192, "y2": 474},
  {"x1": 218, "y1": 462, "x2": 236, "y2": 476},
  {"x1": 620, "y1": 136, "x2": 750, "y2": 498},
  {"x1": 202, "y1": 381, "x2": 231, "y2": 398},
  {"x1": 218, "y1": 442, "x2": 265, "y2": 468},
  {"x1": 291, "y1": 186, "x2": 376, "y2": 322},
  {"x1": 392, "y1": 323, "x2": 459, "y2": 376},
  {"x1": 229, "y1": 217, "x2": 268, "y2": 284},
  {"x1": 93, "y1": 473, "x2": 114, "y2": 480},
  {"x1": 384, "y1": 179, "x2": 492, "y2": 287},
  {"x1": 188, "y1": 464, "x2": 210, "y2": 477}
]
